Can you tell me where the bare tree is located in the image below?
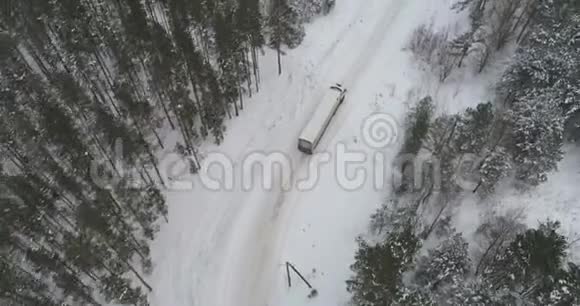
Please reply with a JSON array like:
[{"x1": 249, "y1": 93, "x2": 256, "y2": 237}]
[
  {"x1": 448, "y1": 32, "x2": 475, "y2": 68},
  {"x1": 408, "y1": 24, "x2": 457, "y2": 82},
  {"x1": 452, "y1": 0, "x2": 535, "y2": 73},
  {"x1": 473, "y1": 211, "x2": 526, "y2": 275},
  {"x1": 489, "y1": 0, "x2": 523, "y2": 50},
  {"x1": 407, "y1": 24, "x2": 446, "y2": 65},
  {"x1": 471, "y1": 26, "x2": 492, "y2": 73}
]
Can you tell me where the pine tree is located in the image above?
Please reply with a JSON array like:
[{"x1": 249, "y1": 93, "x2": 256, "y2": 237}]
[
  {"x1": 0, "y1": 31, "x2": 157, "y2": 304},
  {"x1": 508, "y1": 92, "x2": 564, "y2": 186},
  {"x1": 347, "y1": 226, "x2": 420, "y2": 306},
  {"x1": 237, "y1": 0, "x2": 265, "y2": 92},
  {"x1": 453, "y1": 102, "x2": 494, "y2": 155},
  {"x1": 448, "y1": 32, "x2": 474, "y2": 68},
  {"x1": 403, "y1": 96, "x2": 435, "y2": 154},
  {"x1": 443, "y1": 279, "x2": 500, "y2": 306},
  {"x1": 534, "y1": 269, "x2": 580, "y2": 306},
  {"x1": 0, "y1": 0, "x2": 315, "y2": 303},
  {"x1": 393, "y1": 287, "x2": 435, "y2": 306},
  {"x1": 474, "y1": 214, "x2": 526, "y2": 276},
  {"x1": 214, "y1": 9, "x2": 244, "y2": 117},
  {"x1": 500, "y1": 0, "x2": 580, "y2": 138},
  {"x1": 298, "y1": 0, "x2": 337, "y2": 20},
  {"x1": 482, "y1": 220, "x2": 574, "y2": 304},
  {"x1": 476, "y1": 147, "x2": 511, "y2": 195},
  {"x1": 414, "y1": 233, "x2": 471, "y2": 291},
  {"x1": 267, "y1": 0, "x2": 305, "y2": 75}
]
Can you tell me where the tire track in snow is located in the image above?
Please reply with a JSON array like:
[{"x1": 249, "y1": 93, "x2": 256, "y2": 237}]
[
  {"x1": 317, "y1": 0, "x2": 408, "y2": 152},
  {"x1": 218, "y1": 2, "x2": 412, "y2": 306},
  {"x1": 150, "y1": 1, "x2": 410, "y2": 306},
  {"x1": 308, "y1": 2, "x2": 370, "y2": 74},
  {"x1": 205, "y1": 5, "x2": 396, "y2": 304},
  {"x1": 342, "y1": 1, "x2": 407, "y2": 87}
]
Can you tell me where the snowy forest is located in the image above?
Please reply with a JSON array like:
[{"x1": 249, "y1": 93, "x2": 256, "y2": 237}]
[
  {"x1": 348, "y1": 0, "x2": 580, "y2": 305},
  {"x1": 1, "y1": 0, "x2": 580, "y2": 305},
  {"x1": 0, "y1": 0, "x2": 333, "y2": 305}
]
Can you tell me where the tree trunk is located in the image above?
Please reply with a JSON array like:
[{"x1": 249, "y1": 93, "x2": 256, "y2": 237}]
[
  {"x1": 145, "y1": 0, "x2": 159, "y2": 26},
  {"x1": 101, "y1": 239, "x2": 153, "y2": 292},
  {"x1": 510, "y1": 2, "x2": 529, "y2": 34},
  {"x1": 224, "y1": 97, "x2": 232, "y2": 119},
  {"x1": 66, "y1": 101, "x2": 122, "y2": 178},
  {"x1": 252, "y1": 47, "x2": 260, "y2": 92},
  {"x1": 190, "y1": 146, "x2": 201, "y2": 171},
  {"x1": 191, "y1": 79, "x2": 207, "y2": 134},
  {"x1": 93, "y1": 50, "x2": 117, "y2": 98},
  {"x1": 151, "y1": 127, "x2": 165, "y2": 149},
  {"x1": 424, "y1": 202, "x2": 448, "y2": 239},
  {"x1": 516, "y1": 5, "x2": 537, "y2": 44},
  {"x1": 277, "y1": 45, "x2": 282, "y2": 75},
  {"x1": 244, "y1": 49, "x2": 252, "y2": 97},
  {"x1": 181, "y1": 51, "x2": 207, "y2": 133},
  {"x1": 517, "y1": 15, "x2": 533, "y2": 43},
  {"x1": 238, "y1": 80, "x2": 244, "y2": 111},
  {"x1": 130, "y1": 118, "x2": 165, "y2": 186},
  {"x1": 472, "y1": 179, "x2": 483, "y2": 193},
  {"x1": 109, "y1": 202, "x2": 150, "y2": 255},
  {"x1": 478, "y1": 48, "x2": 490, "y2": 73},
  {"x1": 127, "y1": 261, "x2": 153, "y2": 292},
  {"x1": 475, "y1": 235, "x2": 503, "y2": 275},
  {"x1": 175, "y1": 114, "x2": 193, "y2": 152},
  {"x1": 233, "y1": 97, "x2": 239, "y2": 117},
  {"x1": 145, "y1": 143, "x2": 164, "y2": 187},
  {"x1": 137, "y1": 53, "x2": 176, "y2": 130},
  {"x1": 154, "y1": 89, "x2": 176, "y2": 130},
  {"x1": 91, "y1": 133, "x2": 121, "y2": 177},
  {"x1": 140, "y1": 164, "x2": 154, "y2": 186}
]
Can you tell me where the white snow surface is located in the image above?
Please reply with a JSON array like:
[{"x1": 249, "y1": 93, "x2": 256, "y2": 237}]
[
  {"x1": 494, "y1": 145, "x2": 580, "y2": 262},
  {"x1": 146, "y1": 1, "x2": 578, "y2": 306}
]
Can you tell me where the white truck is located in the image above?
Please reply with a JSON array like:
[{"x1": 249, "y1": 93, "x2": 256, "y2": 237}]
[{"x1": 298, "y1": 84, "x2": 347, "y2": 154}]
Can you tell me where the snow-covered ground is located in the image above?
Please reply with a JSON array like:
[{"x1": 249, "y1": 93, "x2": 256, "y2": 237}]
[
  {"x1": 147, "y1": 1, "x2": 580, "y2": 306},
  {"x1": 149, "y1": 1, "x2": 418, "y2": 304},
  {"x1": 494, "y1": 145, "x2": 580, "y2": 262}
]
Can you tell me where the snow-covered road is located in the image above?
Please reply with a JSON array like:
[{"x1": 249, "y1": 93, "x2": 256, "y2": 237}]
[{"x1": 148, "y1": 1, "x2": 459, "y2": 305}]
